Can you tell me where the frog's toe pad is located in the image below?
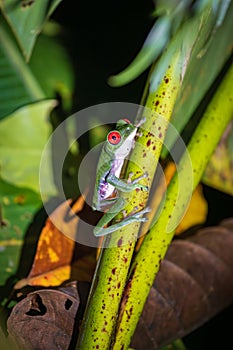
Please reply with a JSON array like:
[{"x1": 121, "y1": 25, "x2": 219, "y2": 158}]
[{"x1": 134, "y1": 206, "x2": 151, "y2": 219}]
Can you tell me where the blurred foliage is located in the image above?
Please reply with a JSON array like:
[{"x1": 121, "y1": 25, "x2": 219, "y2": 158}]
[
  {"x1": 0, "y1": 0, "x2": 232, "y2": 348},
  {"x1": 0, "y1": 179, "x2": 41, "y2": 284}
]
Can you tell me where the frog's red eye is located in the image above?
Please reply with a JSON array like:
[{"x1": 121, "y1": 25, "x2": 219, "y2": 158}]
[{"x1": 107, "y1": 131, "x2": 121, "y2": 145}]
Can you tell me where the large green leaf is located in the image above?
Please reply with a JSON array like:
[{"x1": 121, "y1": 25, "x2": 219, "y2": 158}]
[
  {"x1": 109, "y1": 0, "x2": 232, "y2": 159},
  {"x1": 108, "y1": 16, "x2": 171, "y2": 87},
  {"x1": 0, "y1": 17, "x2": 73, "y2": 118},
  {"x1": 0, "y1": 99, "x2": 57, "y2": 195},
  {"x1": 167, "y1": 0, "x2": 233, "y2": 152},
  {"x1": 151, "y1": 0, "x2": 233, "y2": 157},
  {"x1": 0, "y1": 178, "x2": 41, "y2": 285},
  {"x1": 0, "y1": 15, "x2": 45, "y2": 119},
  {"x1": 109, "y1": 0, "x2": 231, "y2": 87},
  {"x1": 29, "y1": 32, "x2": 74, "y2": 111},
  {"x1": 1, "y1": 0, "x2": 63, "y2": 60}
]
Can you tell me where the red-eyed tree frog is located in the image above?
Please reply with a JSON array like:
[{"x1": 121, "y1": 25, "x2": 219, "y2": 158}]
[{"x1": 92, "y1": 119, "x2": 150, "y2": 236}]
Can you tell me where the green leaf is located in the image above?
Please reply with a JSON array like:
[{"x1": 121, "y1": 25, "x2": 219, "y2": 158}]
[
  {"x1": 0, "y1": 15, "x2": 45, "y2": 119},
  {"x1": 0, "y1": 178, "x2": 41, "y2": 285},
  {"x1": 29, "y1": 33, "x2": 74, "y2": 110},
  {"x1": 164, "y1": 0, "x2": 233, "y2": 155},
  {"x1": 108, "y1": 0, "x2": 225, "y2": 87},
  {"x1": 203, "y1": 121, "x2": 233, "y2": 195},
  {"x1": 109, "y1": 16, "x2": 171, "y2": 87},
  {"x1": 1, "y1": 0, "x2": 63, "y2": 60},
  {"x1": 0, "y1": 99, "x2": 57, "y2": 195}
]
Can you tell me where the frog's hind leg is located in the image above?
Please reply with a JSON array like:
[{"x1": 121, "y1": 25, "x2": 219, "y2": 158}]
[
  {"x1": 93, "y1": 197, "x2": 125, "y2": 236},
  {"x1": 93, "y1": 198, "x2": 150, "y2": 237}
]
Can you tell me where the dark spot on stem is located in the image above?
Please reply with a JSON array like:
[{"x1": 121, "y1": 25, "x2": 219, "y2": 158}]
[{"x1": 118, "y1": 237, "x2": 123, "y2": 247}]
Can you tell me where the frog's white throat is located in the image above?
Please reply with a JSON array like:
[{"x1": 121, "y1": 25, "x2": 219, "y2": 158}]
[{"x1": 114, "y1": 128, "x2": 137, "y2": 159}]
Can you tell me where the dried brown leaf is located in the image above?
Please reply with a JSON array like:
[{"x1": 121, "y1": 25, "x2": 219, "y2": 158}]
[
  {"x1": 131, "y1": 223, "x2": 233, "y2": 349},
  {"x1": 14, "y1": 196, "x2": 86, "y2": 289},
  {"x1": 7, "y1": 282, "x2": 79, "y2": 350}
]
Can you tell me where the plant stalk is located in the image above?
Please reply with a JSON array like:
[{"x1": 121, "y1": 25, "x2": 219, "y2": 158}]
[
  {"x1": 76, "y1": 51, "x2": 183, "y2": 350},
  {"x1": 113, "y1": 63, "x2": 233, "y2": 349}
]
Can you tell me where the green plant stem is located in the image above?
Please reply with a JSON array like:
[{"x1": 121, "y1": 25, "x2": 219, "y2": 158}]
[
  {"x1": 113, "y1": 63, "x2": 233, "y2": 349},
  {"x1": 76, "y1": 52, "x2": 183, "y2": 350}
]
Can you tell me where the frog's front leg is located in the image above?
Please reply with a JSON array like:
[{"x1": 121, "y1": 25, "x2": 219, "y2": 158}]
[
  {"x1": 107, "y1": 172, "x2": 148, "y2": 193},
  {"x1": 93, "y1": 197, "x2": 150, "y2": 237}
]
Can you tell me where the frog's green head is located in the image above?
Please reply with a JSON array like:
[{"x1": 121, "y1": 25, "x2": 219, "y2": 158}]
[{"x1": 105, "y1": 119, "x2": 137, "y2": 158}]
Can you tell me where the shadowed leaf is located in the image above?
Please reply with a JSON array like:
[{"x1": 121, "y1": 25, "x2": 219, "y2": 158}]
[
  {"x1": 0, "y1": 179, "x2": 41, "y2": 285},
  {"x1": 0, "y1": 15, "x2": 45, "y2": 119},
  {"x1": 131, "y1": 222, "x2": 233, "y2": 349},
  {"x1": 0, "y1": 100, "x2": 57, "y2": 194}
]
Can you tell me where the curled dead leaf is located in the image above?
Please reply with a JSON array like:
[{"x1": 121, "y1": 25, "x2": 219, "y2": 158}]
[{"x1": 7, "y1": 282, "x2": 79, "y2": 350}]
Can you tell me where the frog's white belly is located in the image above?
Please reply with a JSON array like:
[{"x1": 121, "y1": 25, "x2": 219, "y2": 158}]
[{"x1": 101, "y1": 158, "x2": 124, "y2": 199}]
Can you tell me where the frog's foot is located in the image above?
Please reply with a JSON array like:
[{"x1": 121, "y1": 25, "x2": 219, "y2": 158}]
[
  {"x1": 125, "y1": 206, "x2": 151, "y2": 222},
  {"x1": 119, "y1": 206, "x2": 151, "y2": 223},
  {"x1": 127, "y1": 171, "x2": 149, "y2": 192},
  {"x1": 93, "y1": 206, "x2": 151, "y2": 237}
]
